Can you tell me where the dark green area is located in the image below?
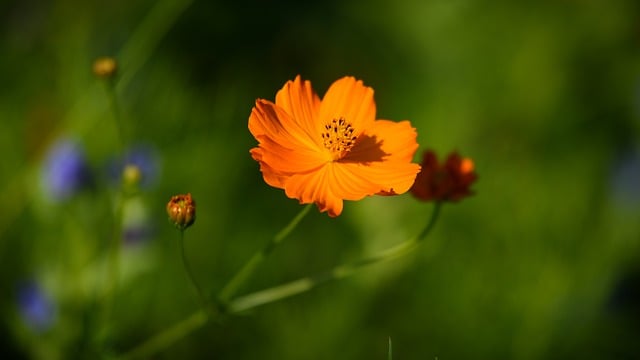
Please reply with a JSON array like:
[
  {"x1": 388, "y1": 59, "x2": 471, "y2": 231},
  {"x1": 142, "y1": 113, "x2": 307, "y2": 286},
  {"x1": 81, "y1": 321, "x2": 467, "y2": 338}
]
[{"x1": 1, "y1": 0, "x2": 640, "y2": 358}]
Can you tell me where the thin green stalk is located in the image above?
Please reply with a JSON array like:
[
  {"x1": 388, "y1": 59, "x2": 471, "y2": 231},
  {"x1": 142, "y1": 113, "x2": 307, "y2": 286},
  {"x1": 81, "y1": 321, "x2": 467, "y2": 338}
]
[
  {"x1": 217, "y1": 204, "x2": 313, "y2": 304},
  {"x1": 228, "y1": 202, "x2": 441, "y2": 312},
  {"x1": 178, "y1": 230, "x2": 210, "y2": 313},
  {"x1": 103, "y1": 81, "x2": 127, "y2": 152},
  {"x1": 106, "y1": 195, "x2": 124, "y2": 300},
  {"x1": 115, "y1": 311, "x2": 208, "y2": 360},
  {"x1": 115, "y1": 203, "x2": 441, "y2": 359}
]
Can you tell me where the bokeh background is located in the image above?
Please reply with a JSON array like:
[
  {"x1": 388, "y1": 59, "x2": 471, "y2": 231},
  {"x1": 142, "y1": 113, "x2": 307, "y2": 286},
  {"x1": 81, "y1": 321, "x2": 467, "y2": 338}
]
[{"x1": 2, "y1": 0, "x2": 640, "y2": 358}]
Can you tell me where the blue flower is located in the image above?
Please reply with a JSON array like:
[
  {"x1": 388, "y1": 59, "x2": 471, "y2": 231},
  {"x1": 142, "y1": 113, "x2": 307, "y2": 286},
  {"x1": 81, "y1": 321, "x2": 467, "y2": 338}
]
[
  {"x1": 17, "y1": 281, "x2": 56, "y2": 332},
  {"x1": 41, "y1": 138, "x2": 92, "y2": 202}
]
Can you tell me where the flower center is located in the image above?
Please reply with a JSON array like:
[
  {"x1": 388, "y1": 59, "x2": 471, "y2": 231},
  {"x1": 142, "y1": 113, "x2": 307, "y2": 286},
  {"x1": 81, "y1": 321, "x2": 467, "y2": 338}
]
[{"x1": 322, "y1": 117, "x2": 357, "y2": 159}]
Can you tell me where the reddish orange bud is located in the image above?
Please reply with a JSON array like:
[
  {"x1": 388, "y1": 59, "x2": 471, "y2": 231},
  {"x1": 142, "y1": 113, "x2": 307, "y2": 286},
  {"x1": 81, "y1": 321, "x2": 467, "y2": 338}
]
[
  {"x1": 166, "y1": 193, "x2": 196, "y2": 230},
  {"x1": 410, "y1": 150, "x2": 477, "y2": 202}
]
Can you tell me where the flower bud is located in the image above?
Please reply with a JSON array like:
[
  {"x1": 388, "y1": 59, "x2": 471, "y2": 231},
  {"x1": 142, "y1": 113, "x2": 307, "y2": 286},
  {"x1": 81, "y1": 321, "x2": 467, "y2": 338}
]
[
  {"x1": 410, "y1": 150, "x2": 478, "y2": 202},
  {"x1": 166, "y1": 193, "x2": 196, "y2": 230},
  {"x1": 122, "y1": 164, "x2": 142, "y2": 187},
  {"x1": 92, "y1": 57, "x2": 118, "y2": 79}
]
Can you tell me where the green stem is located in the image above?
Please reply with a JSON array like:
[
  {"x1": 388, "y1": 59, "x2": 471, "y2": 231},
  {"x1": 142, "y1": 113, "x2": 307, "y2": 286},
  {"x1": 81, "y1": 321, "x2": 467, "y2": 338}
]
[
  {"x1": 103, "y1": 81, "x2": 127, "y2": 152},
  {"x1": 99, "y1": 183, "x2": 126, "y2": 345},
  {"x1": 229, "y1": 203, "x2": 442, "y2": 312},
  {"x1": 115, "y1": 311, "x2": 208, "y2": 360},
  {"x1": 178, "y1": 230, "x2": 211, "y2": 313},
  {"x1": 115, "y1": 203, "x2": 441, "y2": 359},
  {"x1": 217, "y1": 204, "x2": 313, "y2": 304}
]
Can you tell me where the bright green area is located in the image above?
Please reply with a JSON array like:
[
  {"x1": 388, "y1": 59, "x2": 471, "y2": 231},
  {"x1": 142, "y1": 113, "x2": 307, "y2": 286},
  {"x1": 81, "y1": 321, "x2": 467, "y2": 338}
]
[{"x1": 1, "y1": 0, "x2": 640, "y2": 358}]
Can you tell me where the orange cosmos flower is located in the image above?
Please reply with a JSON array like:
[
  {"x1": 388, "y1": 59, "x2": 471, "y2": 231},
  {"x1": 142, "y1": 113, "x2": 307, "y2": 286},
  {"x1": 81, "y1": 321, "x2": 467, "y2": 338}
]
[
  {"x1": 249, "y1": 76, "x2": 421, "y2": 217},
  {"x1": 410, "y1": 150, "x2": 477, "y2": 202}
]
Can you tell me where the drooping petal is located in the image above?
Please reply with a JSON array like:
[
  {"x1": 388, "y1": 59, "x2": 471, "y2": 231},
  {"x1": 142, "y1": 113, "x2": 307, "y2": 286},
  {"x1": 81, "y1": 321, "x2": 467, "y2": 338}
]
[
  {"x1": 250, "y1": 147, "x2": 288, "y2": 188},
  {"x1": 327, "y1": 162, "x2": 381, "y2": 200},
  {"x1": 255, "y1": 135, "x2": 327, "y2": 175},
  {"x1": 275, "y1": 76, "x2": 323, "y2": 149},
  {"x1": 335, "y1": 161, "x2": 421, "y2": 197},
  {"x1": 318, "y1": 77, "x2": 376, "y2": 137},
  {"x1": 284, "y1": 164, "x2": 344, "y2": 217}
]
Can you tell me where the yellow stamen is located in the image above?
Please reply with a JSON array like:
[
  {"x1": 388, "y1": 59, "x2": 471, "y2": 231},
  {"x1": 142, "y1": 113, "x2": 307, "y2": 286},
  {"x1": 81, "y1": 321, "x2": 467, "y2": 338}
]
[{"x1": 321, "y1": 117, "x2": 357, "y2": 159}]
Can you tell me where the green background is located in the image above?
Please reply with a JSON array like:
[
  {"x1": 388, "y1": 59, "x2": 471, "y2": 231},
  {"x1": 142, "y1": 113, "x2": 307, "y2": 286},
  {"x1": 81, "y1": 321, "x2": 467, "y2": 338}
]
[{"x1": 1, "y1": 0, "x2": 640, "y2": 358}]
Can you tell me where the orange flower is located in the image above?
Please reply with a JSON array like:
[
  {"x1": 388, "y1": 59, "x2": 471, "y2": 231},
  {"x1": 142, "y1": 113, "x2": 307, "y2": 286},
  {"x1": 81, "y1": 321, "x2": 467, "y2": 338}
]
[
  {"x1": 410, "y1": 150, "x2": 477, "y2": 202},
  {"x1": 249, "y1": 76, "x2": 421, "y2": 217}
]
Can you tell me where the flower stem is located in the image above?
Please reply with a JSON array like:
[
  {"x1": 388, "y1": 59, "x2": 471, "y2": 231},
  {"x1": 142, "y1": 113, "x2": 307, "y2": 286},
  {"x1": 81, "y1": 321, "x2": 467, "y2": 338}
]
[
  {"x1": 115, "y1": 203, "x2": 441, "y2": 359},
  {"x1": 98, "y1": 148, "x2": 128, "y2": 345},
  {"x1": 217, "y1": 204, "x2": 313, "y2": 304},
  {"x1": 177, "y1": 230, "x2": 211, "y2": 314},
  {"x1": 101, "y1": 78, "x2": 127, "y2": 153},
  {"x1": 105, "y1": 195, "x2": 124, "y2": 305},
  {"x1": 228, "y1": 202, "x2": 442, "y2": 312},
  {"x1": 115, "y1": 310, "x2": 208, "y2": 360}
]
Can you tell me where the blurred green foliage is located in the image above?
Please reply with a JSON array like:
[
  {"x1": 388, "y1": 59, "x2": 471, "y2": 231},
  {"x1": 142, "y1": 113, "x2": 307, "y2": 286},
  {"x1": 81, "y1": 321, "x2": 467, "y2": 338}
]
[{"x1": 2, "y1": 0, "x2": 640, "y2": 358}]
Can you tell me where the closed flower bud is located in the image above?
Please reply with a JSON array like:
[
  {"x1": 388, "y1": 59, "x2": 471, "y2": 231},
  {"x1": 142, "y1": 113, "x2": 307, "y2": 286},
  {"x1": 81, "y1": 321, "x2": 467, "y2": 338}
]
[
  {"x1": 122, "y1": 164, "x2": 142, "y2": 186},
  {"x1": 93, "y1": 57, "x2": 118, "y2": 79},
  {"x1": 166, "y1": 193, "x2": 196, "y2": 230}
]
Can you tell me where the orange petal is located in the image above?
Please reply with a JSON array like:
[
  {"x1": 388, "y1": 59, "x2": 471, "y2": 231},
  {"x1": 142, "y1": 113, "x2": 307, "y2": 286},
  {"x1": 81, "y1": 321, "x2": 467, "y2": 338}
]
[
  {"x1": 342, "y1": 119, "x2": 419, "y2": 165},
  {"x1": 275, "y1": 76, "x2": 323, "y2": 149},
  {"x1": 364, "y1": 120, "x2": 419, "y2": 163},
  {"x1": 283, "y1": 165, "x2": 344, "y2": 217},
  {"x1": 250, "y1": 147, "x2": 288, "y2": 189},
  {"x1": 256, "y1": 135, "x2": 327, "y2": 174},
  {"x1": 318, "y1": 77, "x2": 376, "y2": 137},
  {"x1": 249, "y1": 100, "x2": 322, "y2": 152},
  {"x1": 337, "y1": 161, "x2": 421, "y2": 196},
  {"x1": 327, "y1": 162, "x2": 381, "y2": 200}
]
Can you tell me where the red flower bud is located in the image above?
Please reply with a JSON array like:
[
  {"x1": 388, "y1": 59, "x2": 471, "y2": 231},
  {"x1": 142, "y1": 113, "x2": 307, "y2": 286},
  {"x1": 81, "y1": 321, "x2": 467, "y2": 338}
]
[
  {"x1": 166, "y1": 193, "x2": 196, "y2": 230},
  {"x1": 410, "y1": 150, "x2": 477, "y2": 202}
]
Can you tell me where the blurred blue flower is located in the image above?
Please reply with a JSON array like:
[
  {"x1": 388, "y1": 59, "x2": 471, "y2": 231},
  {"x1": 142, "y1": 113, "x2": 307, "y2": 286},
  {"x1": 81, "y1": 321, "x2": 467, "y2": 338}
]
[
  {"x1": 610, "y1": 147, "x2": 640, "y2": 209},
  {"x1": 107, "y1": 144, "x2": 161, "y2": 189},
  {"x1": 16, "y1": 281, "x2": 56, "y2": 332},
  {"x1": 41, "y1": 137, "x2": 92, "y2": 202}
]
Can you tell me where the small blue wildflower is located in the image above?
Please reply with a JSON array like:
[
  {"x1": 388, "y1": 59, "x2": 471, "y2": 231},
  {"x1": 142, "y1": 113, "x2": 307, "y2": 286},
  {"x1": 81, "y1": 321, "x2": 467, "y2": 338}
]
[
  {"x1": 41, "y1": 137, "x2": 92, "y2": 202},
  {"x1": 17, "y1": 281, "x2": 56, "y2": 332}
]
